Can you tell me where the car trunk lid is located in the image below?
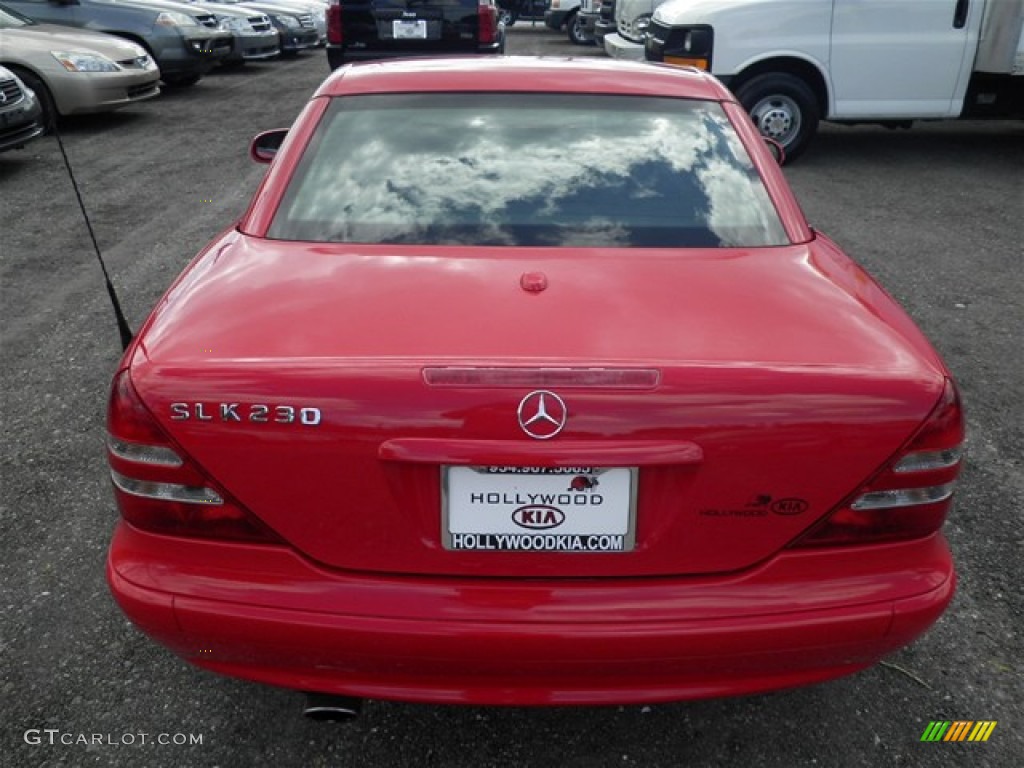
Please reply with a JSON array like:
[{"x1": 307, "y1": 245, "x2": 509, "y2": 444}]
[{"x1": 130, "y1": 233, "x2": 946, "y2": 577}]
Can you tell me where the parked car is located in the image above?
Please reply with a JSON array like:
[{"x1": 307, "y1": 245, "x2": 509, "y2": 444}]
[
  {"x1": 201, "y1": 0, "x2": 319, "y2": 54},
  {"x1": 0, "y1": 5, "x2": 159, "y2": 127},
  {"x1": 106, "y1": 56, "x2": 965, "y2": 713},
  {"x1": 325, "y1": 0, "x2": 504, "y2": 69},
  {"x1": 181, "y1": 1, "x2": 280, "y2": 65},
  {"x1": 545, "y1": 0, "x2": 587, "y2": 45},
  {"x1": 250, "y1": 0, "x2": 326, "y2": 44},
  {"x1": 603, "y1": 0, "x2": 666, "y2": 59},
  {"x1": 2, "y1": 0, "x2": 231, "y2": 86},
  {"x1": 0, "y1": 63, "x2": 44, "y2": 152}
]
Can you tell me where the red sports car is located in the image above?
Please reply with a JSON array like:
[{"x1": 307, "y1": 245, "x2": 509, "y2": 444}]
[{"x1": 106, "y1": 57, "x2": 964, "y2": 713}]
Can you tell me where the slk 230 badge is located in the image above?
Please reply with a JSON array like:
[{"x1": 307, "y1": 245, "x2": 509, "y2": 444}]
[{"x1": 169, "y1": 402, "x2": 321, "y2": 425}]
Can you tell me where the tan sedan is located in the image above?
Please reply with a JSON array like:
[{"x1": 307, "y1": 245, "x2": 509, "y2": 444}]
[{"x1": 0, "y1": 4, "x2": 160, "y2": 128}]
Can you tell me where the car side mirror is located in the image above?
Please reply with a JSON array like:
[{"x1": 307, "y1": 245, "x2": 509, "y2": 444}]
[
  {"x1": 763, "y1": 137, "x2": 785, "y2": 166},
  {"x1": 250, "y1": 129, "x2": 288, "y2": 164}
]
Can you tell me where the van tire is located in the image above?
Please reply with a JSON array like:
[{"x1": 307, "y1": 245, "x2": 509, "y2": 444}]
[
  {"x1": 735, "y1": 73, "x2": 819, "y2": 162},
  {"x1": 567, "y1": 12, "x2": 589, "y2": 45}
]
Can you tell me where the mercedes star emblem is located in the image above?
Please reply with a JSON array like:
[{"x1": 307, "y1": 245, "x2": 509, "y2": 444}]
[{"x1": 517, "y1": 390, "x2": 567, "y2": 440}]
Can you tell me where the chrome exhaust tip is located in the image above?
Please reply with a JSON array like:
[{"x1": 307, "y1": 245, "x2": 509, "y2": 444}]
[{"x1": 303, "y1": 692, "x2": 363, "y2": 722}]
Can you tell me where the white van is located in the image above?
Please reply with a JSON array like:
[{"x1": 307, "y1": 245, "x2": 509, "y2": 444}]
[{"x1": 646, "y1": 0, "x2": 1024, "y2": 159}]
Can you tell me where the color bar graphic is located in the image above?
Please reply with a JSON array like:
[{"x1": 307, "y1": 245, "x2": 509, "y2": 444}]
[
  {"x1": 967, "y1": 722, "x2": 998, "y2": 742},
  {"x1": 920, "y1": 721, "x2": 997, "y2": 742},
  {"x1": 921, "y1": 721, "x2": 950, "y2": 742}
]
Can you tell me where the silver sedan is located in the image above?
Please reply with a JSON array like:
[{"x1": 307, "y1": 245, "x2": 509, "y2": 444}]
[{"x1": 0, "y1": 4, "x2": 160, "y2": 128}]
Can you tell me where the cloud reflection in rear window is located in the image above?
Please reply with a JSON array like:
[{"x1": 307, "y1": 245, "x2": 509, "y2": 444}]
[{"x1": 267, "y1": 93, "x2": 789, "y2": 248}]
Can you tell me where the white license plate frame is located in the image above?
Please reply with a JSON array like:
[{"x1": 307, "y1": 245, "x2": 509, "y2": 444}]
[
  {"x1": 442, "y1": 466, "x2": 637, "y2": 553},
  {"x1": 392, "y1": 19, "x2": 428, "y2": 39}
]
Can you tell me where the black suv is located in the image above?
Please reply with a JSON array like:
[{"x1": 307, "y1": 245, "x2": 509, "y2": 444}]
[{"x1": 326, "y1": 0, "x2": 504, "y2": 69}]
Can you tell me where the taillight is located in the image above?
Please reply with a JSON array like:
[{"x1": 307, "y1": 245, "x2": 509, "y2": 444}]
[
  {"x1": 794, "y1": 379, "x2": 965, "y2": 547},
  {"x1": 327, "y1": 0, "x2": 343, "y2": 46},
  {"x1": 106, "y1": 370, "x2": 283, "y2": 544},
  {"x1": 478, "y1": 0, "x2": 497, "y2": 45}
]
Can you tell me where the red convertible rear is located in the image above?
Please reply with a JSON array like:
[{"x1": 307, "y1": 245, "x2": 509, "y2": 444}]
[{"x1": 106, "y1": 58, "x2": 963, "y2": 708}]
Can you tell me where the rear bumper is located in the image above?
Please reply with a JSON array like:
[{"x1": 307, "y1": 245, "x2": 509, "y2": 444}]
[
  {"x1": 108, "y1": 523, "x2": 955, "y2": 705},
  {"x1": 327, "y1": 43, "x2": 504, "y2": 70}
]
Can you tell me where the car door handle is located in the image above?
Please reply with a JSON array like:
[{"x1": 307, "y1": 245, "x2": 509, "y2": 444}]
[{"x1": 953, "y1": 0, "x2": 969, "y2": 29}]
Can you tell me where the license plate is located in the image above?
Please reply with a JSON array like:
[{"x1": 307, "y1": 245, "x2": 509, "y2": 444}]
[
  {"x1": 443, "y1": 466, "x2": 636, "y2": 552},
  {"x1": 393, "y1": 20, "x2": 427, "y2": 39}
]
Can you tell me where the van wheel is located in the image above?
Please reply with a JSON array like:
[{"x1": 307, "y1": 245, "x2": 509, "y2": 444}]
[
  {"x1": 567, "y1": 12, "x2": 589, "y2": 45},
  {"x1": 735, "y1": 73, "x2": 819, "y2": 163}
]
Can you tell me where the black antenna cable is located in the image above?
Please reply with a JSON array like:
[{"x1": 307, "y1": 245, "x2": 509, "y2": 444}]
[{"x1": 54, "y1": 125, "x2": 133, "y2": 350}]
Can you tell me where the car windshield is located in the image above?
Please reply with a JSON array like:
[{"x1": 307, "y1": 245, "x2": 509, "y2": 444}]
[
  {"x1": 268, "y1": 93, "x2": 789, "y2": 248},
  {"x1": 0, "y1": 5, "x2": 35, "y2": 27}
]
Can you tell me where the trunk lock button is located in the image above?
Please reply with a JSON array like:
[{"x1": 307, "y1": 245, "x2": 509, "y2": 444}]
[{"x1": 520, "y1": 271, "x2": 548, "y2": 293}]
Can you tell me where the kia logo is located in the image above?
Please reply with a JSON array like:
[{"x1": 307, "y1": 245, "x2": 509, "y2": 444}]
[
  {"x1": 512, "y1": 505, "x2": 565, "y2": 530},
  {"x1": 771, "y1": 497, "x2": 809, "y2": 515}
]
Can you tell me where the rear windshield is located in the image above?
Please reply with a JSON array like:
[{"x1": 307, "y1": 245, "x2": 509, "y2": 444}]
[{"x1": 267, "y1": 93, "x2": 789, "y2": 248}]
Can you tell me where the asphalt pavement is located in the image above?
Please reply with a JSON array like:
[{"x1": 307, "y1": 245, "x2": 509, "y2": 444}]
[{"x1": 1, "y1": 26, "x2": 1022, "y2": 768}]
